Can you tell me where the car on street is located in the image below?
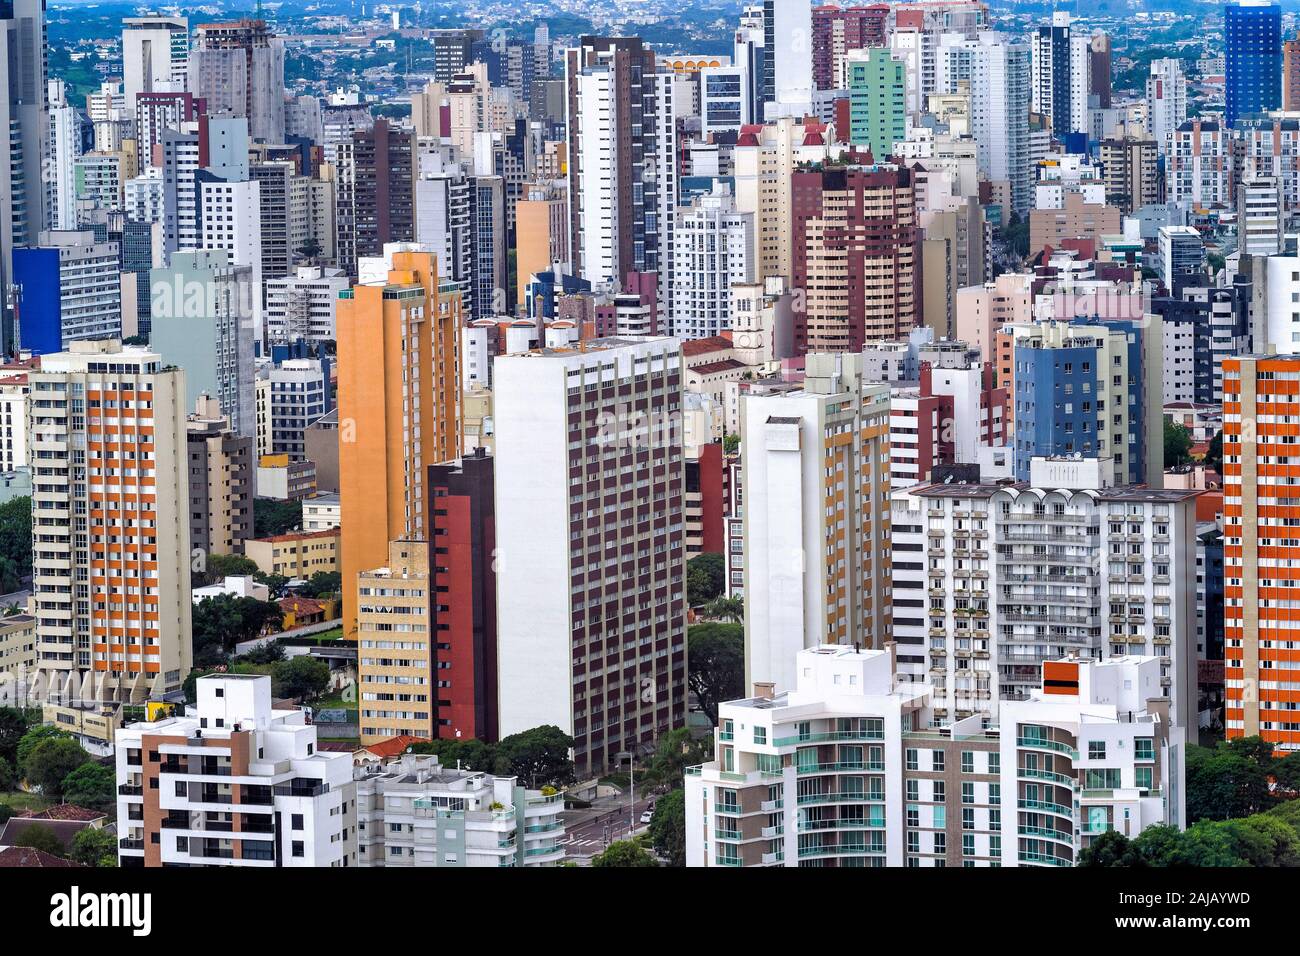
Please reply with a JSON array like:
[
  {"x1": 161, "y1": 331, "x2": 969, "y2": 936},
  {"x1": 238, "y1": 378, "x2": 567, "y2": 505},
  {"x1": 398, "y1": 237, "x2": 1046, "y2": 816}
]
[{"x1": 640, "y1": 810, "x2": 654, "y2": 824}]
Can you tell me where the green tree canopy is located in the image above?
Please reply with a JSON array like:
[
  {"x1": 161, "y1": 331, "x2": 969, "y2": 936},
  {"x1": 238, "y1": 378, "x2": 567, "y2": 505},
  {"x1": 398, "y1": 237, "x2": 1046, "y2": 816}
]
[
  {"x1": 493, "y1": 725, "x2": 576, "y2": 789},
  {"x1": 0, "y1": 706, "x2": 39, "y2": 766},
  {"x1": 590, "y1": 837, "x2": 659, "y2": 867},
  {"x1": 25, "y1": 738, "x2": 91, "y2": 797},
  {"x1": 16, "y1": 724, "x2": 73, "y2": 774},
  {"x1": 297, "y1": 571, "x2": 342, "y2": 598},
  {"x1": 192, "y1": 593, "x2": 284, "y2": 660},
  {"x1": 645, "y1": 727, "x2": 711, "y2": 790},
  {"x1": 254, "y1": 498, "x2": 303, "y2": 538},
  {"x1": 14, "y1": 822, "x2": 65, "y2": 857},
  {"x1": 1164, "y1": 418, "x2": 1193, "y2": 468},
  {"x1": 198, "y1": 552, "x2": 260, "y2": 587},
  {"x1": 70, "y1": 827, "x2": 118, "y2": 867},
  {"x1": 686, "y1": 552, "x2": 726, "y2": 606},
  {"x1": 0, "y1": 496, "x2": 32, "y2": 592},
  {"x1": 1203, "y1": 429, "x2": 1222, "y2": 473},
  {"x1": 1185, "y1": 737, "x2": 1275, "y2": 823},
  {"x1": 60, "y1": 761, "x2": 116, "y2": 812},
  {"x1": 687, "y1": 623, "x2": 745, "y2": 725},
  {"x1": 272, "y1": 655, "x2": 331, "y2": 700},
  {"x1": 648, "y1": 788, "x2": 686, "y2": 866}
]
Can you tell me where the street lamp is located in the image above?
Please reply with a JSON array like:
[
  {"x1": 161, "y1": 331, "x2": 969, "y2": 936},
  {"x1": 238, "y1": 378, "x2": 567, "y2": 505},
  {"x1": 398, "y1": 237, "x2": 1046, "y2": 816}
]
[{"x1": 615, "y1": 750, "x2": 635, "y2": 834}]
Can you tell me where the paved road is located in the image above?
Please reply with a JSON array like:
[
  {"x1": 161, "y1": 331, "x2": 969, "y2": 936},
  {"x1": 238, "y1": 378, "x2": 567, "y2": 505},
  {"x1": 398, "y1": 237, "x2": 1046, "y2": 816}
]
[{"x1": 561, "y1": 792, "x2": 659, "y2": 859}]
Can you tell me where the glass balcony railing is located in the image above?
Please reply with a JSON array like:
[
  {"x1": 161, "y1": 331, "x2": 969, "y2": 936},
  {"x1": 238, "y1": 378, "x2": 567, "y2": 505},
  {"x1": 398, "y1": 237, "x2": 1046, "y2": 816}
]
[{"x1": 1016, "y1": 737, "x2": 1079, "y2": 759}]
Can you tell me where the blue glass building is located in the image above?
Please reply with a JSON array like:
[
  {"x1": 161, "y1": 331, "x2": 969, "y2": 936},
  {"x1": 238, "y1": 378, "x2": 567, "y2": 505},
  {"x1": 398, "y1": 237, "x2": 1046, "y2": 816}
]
[{"x1": 1225, "y1": 0, "x2": 1281, "y2": 127}]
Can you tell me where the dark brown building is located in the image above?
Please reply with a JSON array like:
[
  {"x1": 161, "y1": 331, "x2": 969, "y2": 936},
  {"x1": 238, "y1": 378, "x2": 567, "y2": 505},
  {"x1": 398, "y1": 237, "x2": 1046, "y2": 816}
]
[
  {"x1": 337, "y1": 117, "x2": 414, "y2": 276},
  {"x1": 187, "y1": 409, "x2": 254, "y2": 556},
  {"x1": 811, "y1": 4, "x2": 889, "y2": 92}
]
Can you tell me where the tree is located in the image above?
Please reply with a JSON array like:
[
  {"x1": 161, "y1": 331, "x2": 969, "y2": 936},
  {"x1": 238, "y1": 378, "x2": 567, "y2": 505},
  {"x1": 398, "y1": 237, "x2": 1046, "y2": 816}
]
[
  {"x1": 197, "y1": 552, "x2": 260, "y2": 587},
  {"x1": 493, "y1": 725, "x2": 576, "y2": 789},
  {"x1": 14, "y1": 823, "x2": 65, "y2": 857},
  {"x1": 1164, "y1": 418, "x2": 1193, "y2": 468},
  {"x1": 700, "y1": 595, "x2": 743, "y2": 623},
  {"x1": 0, "y1": 756, "x2": 14, "y2": 792},
  {"x1": 1077, "y1": 829, "x2": 1142, "y2": 867},
  {"x1": 271, "y1": 655, "x2": 330, "y2": 700},
  {"x1": 254, "y1": 498, "x2": 303, "y2": 538},
  {"x1": 297, "y1": 571, "x2": 342, "y2": 598},
  {"x1": 648, "y1": 788, "x2": 686, "y2": 866},
  {"x1": 0, "y1": 496, "x2": 31, "y2": 592},
  {"x1": 0, "y1": 706, "x2": 38, "y2": 766},
  {"x1": 25, "y1": 738, "x2": 91, "y2": 797},
  {"x1": 686, "y1": 552, "x2": 726, "y2": 606},
  {"x1": 254, "y1": 572, "x2": 290, "y2": 597},
  {"x1": 60, "y1": 762, "x2": 116, "y2": 812},
  {"x1": 1185, "y1": 738, "x2": 1275, "y2": 823},
  {"x1": 70, "y1": 827, "x2": 118, "y2": 867},
  {"x1": 296, "y1": 238, "x2": 323, "y2": 260},
  {"x1": 192, "y1": 593, "x2": 284, "y2": 659},
  {"x1": 590, "y1": 837, "x2": 659, "y2": 867},
  {"x1": 722, "y1": 433, "x2": 740, "y2": 455},
  {"x1": 236, "y1": 641, "x2": 286, "y2": 666},
  {"x1": 408, "y1": 738, "x2": 496, "y2": 772},
  {"x1": 645, "y1": 727, "x2": 711, "y2": 790},
  {"x1": 1203, "y1": 429, "x2": 1222, "y2": 473},
  {"x1": 15, "y1": 724, "x2": 73, "y2": 774},
  {"x1": 687, "y1": 623, "x2": 744, "y2": 725}
]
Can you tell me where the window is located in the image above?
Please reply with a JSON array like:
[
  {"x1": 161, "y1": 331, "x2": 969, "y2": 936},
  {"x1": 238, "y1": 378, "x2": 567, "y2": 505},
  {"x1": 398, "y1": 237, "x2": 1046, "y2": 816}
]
[
  {"x1": 906, "y1": 748, "x2": 919, "y2": 771},
  {"x1": 292, "y1": 813, "x2": 304, "y2": 830},
  {"x1": 292, "y1": 841, "x2": 304, "y2": 858},
  {"x1": 1135, "y1": 766, "x2": 1153, "y2": 791},
  {"x1": 753, "y1": 726, "x2": 767, "y2": 745},
  {"x1": 961, "y1": 751, "x2": 974, "y2": 774},
  {"x1": 1088, "y1": 741, "x2": 1106, "y2": 760},
  {"x1": 963, "y1": 834, "x2": 975, "y2": 857},
  {"x1": 932, "y1": 750, "x2": 945, "y2": 772},
  {"x1": 988, "y1": 752, "x2": 999, "y2": 774},
  {"x1": 961, "y1": 782, "x2": 974, "y2": 804},
  {"x1": 1134, "y1": 738, "x2": 1155, "y2": 761}
]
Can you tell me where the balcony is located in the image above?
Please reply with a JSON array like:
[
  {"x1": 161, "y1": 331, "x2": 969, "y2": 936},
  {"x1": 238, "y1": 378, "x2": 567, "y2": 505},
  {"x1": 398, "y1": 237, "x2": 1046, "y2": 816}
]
[
  {"x1": 119, "y1": 838, "x2": 144, "y2": 850},
  {"x1": 273, "y1": 780, "x2": 329, "y2": 798},
  {"x1": 772, "y1": 729, "x2": 884, "y2": 747},
  {"x1": 1018, "y1": 799, "x2": 1073, "y2": 816},
  {"x1": 1016, "y1": 737, "x2": 1079, "y2": 760},
  {"x1": 1018, "y1": 851, "x2": 1071, "y2": 867},
  {"x1": 117, "y1": 784, "x2": 143, "y2": 796},
  {"x1": 796, "y1": 762, "x2": 870, "y2": 775}
]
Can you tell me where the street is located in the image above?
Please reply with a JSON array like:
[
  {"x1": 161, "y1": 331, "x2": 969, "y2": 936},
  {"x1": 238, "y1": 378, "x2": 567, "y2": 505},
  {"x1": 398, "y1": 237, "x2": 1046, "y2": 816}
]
[{"x1": 560, "y1": 790, "x2": 658, "y2": 862}]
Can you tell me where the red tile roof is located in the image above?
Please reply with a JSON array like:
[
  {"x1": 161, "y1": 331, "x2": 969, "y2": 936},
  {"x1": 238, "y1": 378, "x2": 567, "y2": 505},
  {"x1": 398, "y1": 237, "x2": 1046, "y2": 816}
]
[
  {"x1": 22, "y1": 804, "x2": 107, "y2": 822},
  {"x1": 363, "y1": 734, "x2": 424, "y2": 759},
  {"x1": 690, "y1": 359, "x2": 749, "y2": 376},
  {"x1": 681, "y1": 335, "x2": 734, "y2": 357},
  {"x1": 0, "y1": 846, "x2": 84, "y2": 868}
]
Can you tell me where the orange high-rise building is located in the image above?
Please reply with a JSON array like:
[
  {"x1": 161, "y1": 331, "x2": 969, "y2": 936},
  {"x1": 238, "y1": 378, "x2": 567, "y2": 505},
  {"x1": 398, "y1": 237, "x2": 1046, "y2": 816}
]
[
  {"x1": 337, "y1": 249, "x2": 461, "y2": 634},
  {"x1": 1223, "y1": 355, "x2": 1300, "y2": 752}
]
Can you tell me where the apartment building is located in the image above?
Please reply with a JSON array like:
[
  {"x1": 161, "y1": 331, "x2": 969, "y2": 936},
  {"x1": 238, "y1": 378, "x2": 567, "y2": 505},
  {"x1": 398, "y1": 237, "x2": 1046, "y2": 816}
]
[
  {"x1": 337, "y1": 250, "x2": 461, "y2": 633},
  {"x1": 357, "y1": 539, "x2": 433, "y2": 744},
  {"x1": 741, "y1": 353, "x2": 891, "y2": 695},
  {"x1": 0, "y1": 614, "x2": 37, "y2": 677},
  {"x1": 302, "y1": 493, "x2": 341, "y2": 531},
  {"x1": 354, "y1": 753, "x2": 565, "y2": 867},
  {"x1": 889, "y1": 475, "x2": 1199, "y2": 729},
  {"x1": 244, "y1": 528, "x2": 340, "y2": 579},
  {"x1": 115, "y1": 674, "x2": 357, "y2": 867},
  {"x1": 12, "y1": 230, "x2": 122, "y2": 355},
  {"x1": 1223, "y1": 354, "x2": 1300, "y2": 750},
  {"x1": 265, "y1": 266, "x2": 350, "y2": 345},
  {"x1": 186, "y1": 397, "x2": 253, "y2": 557},
  {"x1": 494, "y1": 337, "x2": 687, "y2": 774},
  {"x1": 30, "y1": 340, "x2": 192, "y2": 703},
  {"x1": 685, "y1": 646, "x2": 1184, "y2": 867}
]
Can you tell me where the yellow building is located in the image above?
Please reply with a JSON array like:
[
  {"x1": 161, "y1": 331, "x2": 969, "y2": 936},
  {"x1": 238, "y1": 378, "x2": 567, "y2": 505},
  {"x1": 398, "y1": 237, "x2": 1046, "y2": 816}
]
[
  {"x1": 515, "y1": 183, "x2": 569, "y2": 306},
  {"x1": 337, "y1": 251, "x2": 461, "y2": 635},
  {"x1": 244, "y1": 528, "x2": 341, "y2": 579},
  {"x1": 0, "y1": 614, "x2": 36, "y2": 677},
  {"x1": 356, "y1": 539, "x2": 433, "y2": 744}
]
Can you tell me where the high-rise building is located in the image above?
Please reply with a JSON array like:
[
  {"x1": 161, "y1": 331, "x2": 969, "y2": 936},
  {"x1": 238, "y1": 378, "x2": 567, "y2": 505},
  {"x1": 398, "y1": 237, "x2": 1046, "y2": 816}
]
[
  {"x1": 1236, "y1": 175, "x2": 1283, "y2": 256},
  {"x1": 1, "y1": 0, "x2": 50, "y2": 351},
  {"x1": 425, "y1": 450, "x2": 498, "y2": 742},
  {"x1": 186, "y1": 395, "x2": 254, "y2": 557},
  {"x1": 935, "y1": 32, "x2": 1032, "y2": 214},
  {"x1": 811, "y1": 3, "x2": 889, "y2": 92},
  {"x1": 122, "y1": 15, "x2": 189, "y2": 105},
  {"x1": 494, "y1": 337, "x2": 687, "y2": 774},
  {"x1": 47, "y1": 79, "x2": 82, "y2": 231},
  {"x1": 1009, "y1": 319, "x2": 1165, "y2": 487},
  {"x1": 565, "y1": 37, "x2": 661, "y2": 287},
  {"x1": 1225, "y1": 0, "x2": 1281, "y2": 127},
  {"x1": 335, "y1": 118, "x2": 415, "y2": 277},
  {"x1": 1089, "y1": 29, "x2": 1112, "y2": 109},
  {"x1": 150, "y1": 249, "x2": 257, "y2": 438},
  {"x1": 761, "y1": 0, "x2": 815, "y2": 117},
  {"x1": 514, "y1": 182, "x2": 569, "y2": 307},
  {"x1": 1167, "y1": 119, "x2": 1229, "y2": 208},
  {"x1": 337, "y1": 250, "x2": 461, "y2": 632},
  {"x1": 1156, "y1": 225, "x2": 1205, "y2": 289},
  {"x1": 1224, "y1": 354, "x2": 1300, "y2": 751},
  {"x1": 685, "y1": 646, "x2": 1185, "y2": 867},
  {"x1": 1098, "y1": 134, "x2": 1160, "y2": 216},
  {"x1": 265, "y1": 266, "x2": 350, "y2": 344},
  {"x1": 1285, "y1": 38, "x2": 1300, "y2": 111},
  {"x1": 187, "y1": 19, "x2": 286, "y2": 143},
  {"x1": 791, "y1": 163, "x2": 917, "y2": 350},
  {"x1": 114, "y1": 674, "x2": 357, "y2": 867},
  {"x1": 741, "y1": 353, "x2": 891, "y2": 695},
  {"x1": 670, "y1": 184, "x2": 755, "y2": 340},
  {"x1": 1031, "y1": 12, "x2": 1091, "y2": 136},
  {"x1": 846, "y1": 47, "x2": 906, "y2": 158},
  {"x1": 1146, "y1": 59, "x2": 1187, "y2": 153},
  {"x1": 268, "y1": 359, "x2": 329, "y2": 460},
  {"x1": 891, "y1": 475, "x2": 1199, "y2": 727},
  {"x1": 12, "y1": 230, "x2": 121, "y2": 354},
  {"x1": 31, "y1": 340, "x2": 192, "y2": 703}
]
